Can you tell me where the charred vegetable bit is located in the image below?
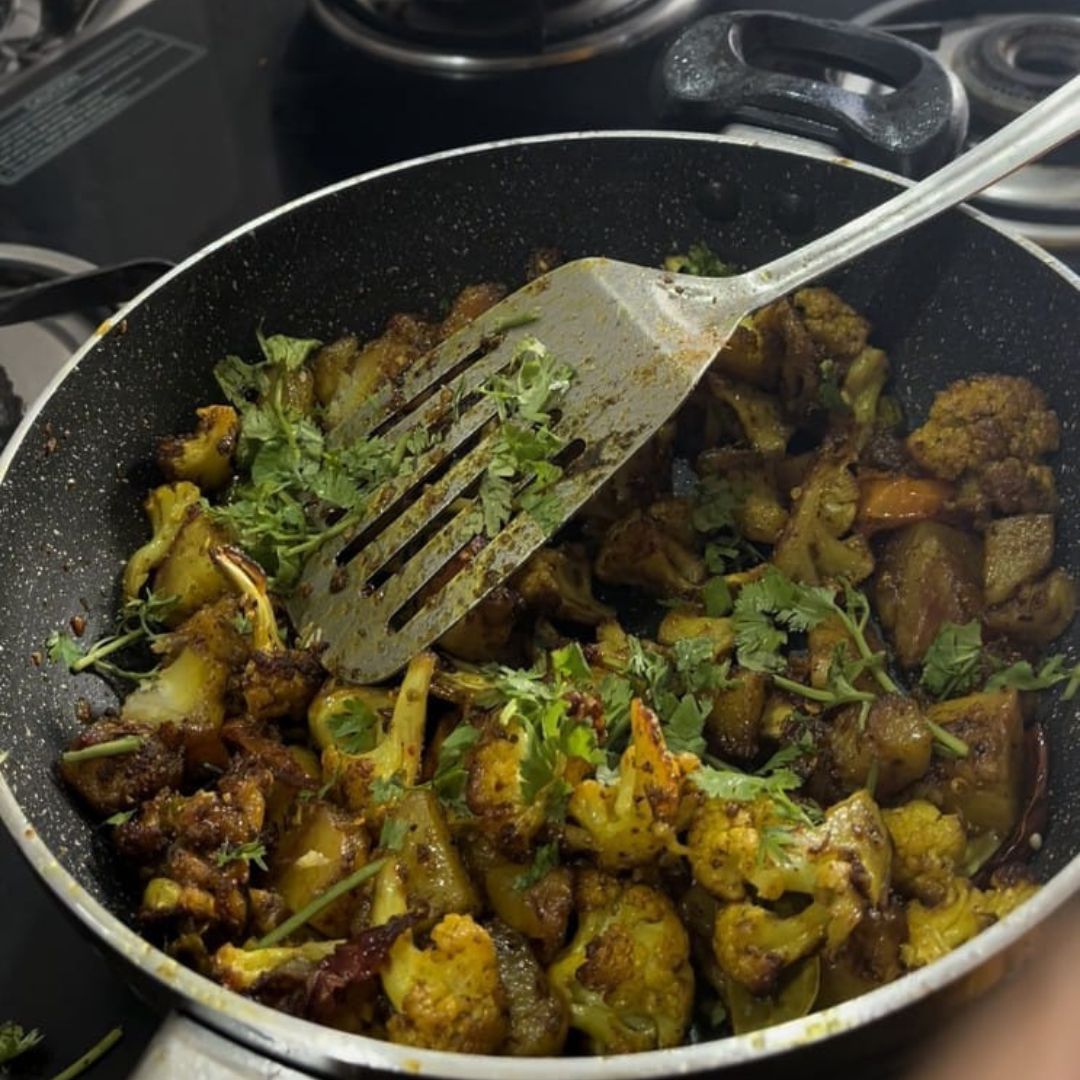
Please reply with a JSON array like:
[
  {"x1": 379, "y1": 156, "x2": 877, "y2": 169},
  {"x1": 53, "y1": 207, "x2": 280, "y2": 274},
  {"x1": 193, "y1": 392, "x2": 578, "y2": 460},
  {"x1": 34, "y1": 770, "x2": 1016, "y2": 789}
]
[{"x1": 50, "y1": 261, "x2": 1071, "y2": 1057}]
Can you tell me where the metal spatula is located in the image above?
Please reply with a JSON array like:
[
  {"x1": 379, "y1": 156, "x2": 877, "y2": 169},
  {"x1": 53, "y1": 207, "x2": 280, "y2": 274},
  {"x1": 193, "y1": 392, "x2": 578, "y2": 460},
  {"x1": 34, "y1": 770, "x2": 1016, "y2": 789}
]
[{"x1": 291, "y1": 76, "x2": 1080, "y2": 684}]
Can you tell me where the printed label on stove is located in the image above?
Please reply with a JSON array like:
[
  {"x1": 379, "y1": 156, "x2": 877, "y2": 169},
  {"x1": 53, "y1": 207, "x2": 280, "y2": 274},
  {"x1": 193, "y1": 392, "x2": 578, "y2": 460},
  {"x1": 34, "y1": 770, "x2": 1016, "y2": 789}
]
[{"x1": 0, "y1": 28, "x2": 204, "y2": 186}]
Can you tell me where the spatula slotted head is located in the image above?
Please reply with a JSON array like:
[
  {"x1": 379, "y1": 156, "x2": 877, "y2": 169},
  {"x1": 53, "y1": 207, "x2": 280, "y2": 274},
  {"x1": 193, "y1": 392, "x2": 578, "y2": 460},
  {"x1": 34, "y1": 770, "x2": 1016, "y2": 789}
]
[{"x1": 289, "y1": 257, "x2": 747, "y2": 683}]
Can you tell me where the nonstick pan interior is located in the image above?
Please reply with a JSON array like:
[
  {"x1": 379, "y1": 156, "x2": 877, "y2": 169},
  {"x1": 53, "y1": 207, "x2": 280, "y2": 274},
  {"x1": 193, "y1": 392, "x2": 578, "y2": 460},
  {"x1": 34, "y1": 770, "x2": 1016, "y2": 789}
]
[{"x1": 1, "y1": 131, "x2": 1078, "y2": 929}]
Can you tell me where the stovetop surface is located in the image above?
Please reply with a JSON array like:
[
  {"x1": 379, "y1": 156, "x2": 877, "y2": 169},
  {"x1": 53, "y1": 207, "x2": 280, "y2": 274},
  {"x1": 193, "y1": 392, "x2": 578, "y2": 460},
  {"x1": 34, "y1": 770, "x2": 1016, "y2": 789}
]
[{"x1": 0, "y1": 0, "x2": 1007, "y2": 1074}]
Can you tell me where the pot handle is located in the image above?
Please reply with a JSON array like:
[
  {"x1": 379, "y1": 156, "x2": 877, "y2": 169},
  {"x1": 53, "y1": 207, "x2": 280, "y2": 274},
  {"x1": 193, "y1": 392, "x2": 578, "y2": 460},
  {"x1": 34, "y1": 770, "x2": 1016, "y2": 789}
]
[
  {"x1": 654, "y1": 10, "x2": 968, "y2": 177},
  {"x1": 131, "y1": 1012, "x2": 317, "y2": 1079}
]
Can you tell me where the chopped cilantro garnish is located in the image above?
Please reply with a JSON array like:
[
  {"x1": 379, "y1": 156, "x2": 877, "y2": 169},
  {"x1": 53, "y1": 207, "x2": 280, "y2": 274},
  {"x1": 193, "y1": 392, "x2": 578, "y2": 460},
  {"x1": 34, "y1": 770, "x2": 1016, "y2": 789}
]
[
  {"x1": 325, "y1": 698, "x2": 382, "y2": 755},
  {"x1": 0, "y1": 1022, "x2": 43, "y2": 1066},
  {"x1": 920, "y1": 621, "x2": 984, "y2": 700},
  {"x1": 513, "y1": 841, "x2": 560, "y2": 891},
  {"x1": 214, "y1": 839, "x2": 269, "y2": 871},
  {"x1": 432, "y1": 723, "x2": 481, "y2": 813},
  {"x1": 663, "y1": 243, "x2": 736, "y2": 278}
]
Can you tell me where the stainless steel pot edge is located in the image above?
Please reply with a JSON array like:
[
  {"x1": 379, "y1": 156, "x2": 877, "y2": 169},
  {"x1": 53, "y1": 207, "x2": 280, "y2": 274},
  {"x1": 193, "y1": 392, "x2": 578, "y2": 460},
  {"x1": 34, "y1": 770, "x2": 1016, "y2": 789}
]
[{"x1": 2, "y1": 128, "x2": 1079, "y2": 1078}]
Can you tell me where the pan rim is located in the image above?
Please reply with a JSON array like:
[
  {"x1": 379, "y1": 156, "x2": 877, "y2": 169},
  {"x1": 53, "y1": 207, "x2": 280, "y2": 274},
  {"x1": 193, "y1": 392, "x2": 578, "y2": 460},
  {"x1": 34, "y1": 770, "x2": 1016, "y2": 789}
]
[{"x1": 2, "y1": 127, "x2": 1079, "y2": 1077}]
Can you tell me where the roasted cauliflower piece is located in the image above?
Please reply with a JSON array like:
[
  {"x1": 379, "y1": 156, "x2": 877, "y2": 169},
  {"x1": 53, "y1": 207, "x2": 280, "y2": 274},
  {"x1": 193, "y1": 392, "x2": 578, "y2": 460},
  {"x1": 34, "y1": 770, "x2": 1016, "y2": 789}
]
[
  {"x1": 772, "y1": 443, "x2": 874, "y2": 585},
  {"x1": 566, "y1": 699, "x2": 688, "y2": 870},
  {"x1": 595, "y1": 510, "x2": 706, "y2": 597},
  {"x1": 907, "y1": 375, "x2": 1059, "y2": 481},
  {"x1": 212, "y1": 940, "x2": 342, "y2": 992},
  {"x1": 60, "y1": 717, "x2": 184, "y2": 817},
  {"x1": 512, "y1": 546, "x2": 614, "y2": 625},
  {"x1": 157, "y1": 405, "x2": 239, "y2": 492},
  {"x1": 213, "y1": 545, "x2": 323, "y2": 721},
  {"x1": 902, "y1": 877, "x2": 1039, "y2": 970},
  {"x1": 319, "y1": 654, "x2": 434, "y2": 820},
  {"x1": 465, "y1": 722, "x2": 546, "y2": 859},
  {"x1": 381, "y1": 913, "x2": 508, "y2": 1054},
  {"x1": 707, "y1": 374, "x2": 793, "y2": 453},
  {"x1": 371, "y1": 788, "x2": 479, "y2": 926},
  {"x1": 690, "y1": 791, "x2": 891, "y2": 993},
  {"x1": 152, "y1": 509, "x2": 233, "y2": 625},
  {"x1": 119, "y1": 602, "x2": 240, "y2": 763},
  {"x1": 883, "y1": 800, "x2": 966, "y2": 905},
  {"x1": 547, "y1": 870, "x2": 694, "y2": 1054},
  {"x1": 792, "y1": 287, "x2": 870, "y2": 362},
  {"x1": 122, "y1": 481, "x2": 201, "y2": 601}
]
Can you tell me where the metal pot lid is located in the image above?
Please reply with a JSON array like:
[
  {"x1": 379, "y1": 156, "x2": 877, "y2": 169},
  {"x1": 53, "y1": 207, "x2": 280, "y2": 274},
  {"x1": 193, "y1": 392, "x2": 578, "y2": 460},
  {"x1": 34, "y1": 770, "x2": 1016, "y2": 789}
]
[
  {"x1": 851, "y1": 0, "x2": 1080, "y2": 251},
  {"x1": 309, "y1": 0, "x2": 703, "y2": 76}
]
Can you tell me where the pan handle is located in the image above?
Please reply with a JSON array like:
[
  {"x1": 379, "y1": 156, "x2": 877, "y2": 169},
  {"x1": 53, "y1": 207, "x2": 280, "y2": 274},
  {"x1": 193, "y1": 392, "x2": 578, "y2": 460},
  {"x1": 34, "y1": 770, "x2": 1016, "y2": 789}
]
[
  {"x1": 131, "y1": 1012, "x2": 317, "y2": 1079},
  {"x1": 0, "y1": 259, "x2": 174, "y2": 326},
  {"x1": 654, "y1": 10, "x2": 968, "y2": 177}
]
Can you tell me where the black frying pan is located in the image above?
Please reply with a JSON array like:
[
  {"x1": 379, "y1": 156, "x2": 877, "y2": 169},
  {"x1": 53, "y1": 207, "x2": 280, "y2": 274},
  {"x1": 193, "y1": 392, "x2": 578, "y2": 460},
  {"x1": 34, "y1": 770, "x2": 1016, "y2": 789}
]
[{"x1": 1, "y1": 16, "x2": 1080, "y2": 1080}]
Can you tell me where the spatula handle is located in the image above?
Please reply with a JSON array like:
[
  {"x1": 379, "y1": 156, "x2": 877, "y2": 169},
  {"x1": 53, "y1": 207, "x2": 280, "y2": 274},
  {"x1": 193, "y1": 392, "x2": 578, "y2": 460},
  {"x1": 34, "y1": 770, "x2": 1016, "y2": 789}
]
[{"x1": 741, "y1": 74, "x2": 1080, "y2": 307}]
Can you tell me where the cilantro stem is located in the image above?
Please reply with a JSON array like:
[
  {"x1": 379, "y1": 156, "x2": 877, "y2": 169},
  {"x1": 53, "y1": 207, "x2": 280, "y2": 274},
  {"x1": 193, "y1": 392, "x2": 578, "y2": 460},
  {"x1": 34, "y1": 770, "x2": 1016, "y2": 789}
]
[
  {"x1": 833, "y1": 607, "x2": 897, "y2": 694},
  {"x1": 491, "y1": 310, "x2": 540, "y2": 333},
  {"x1": 771, "y1": 673, "x2": 874, "y2": 707},
  {"x1": 69, "y1": 629, "x2": 145, "y2": 673},
  {"x1": 926, "y1": 719, "x2": 970, "y2": 759},
  {"x1": 50, "y1": 1026, "x2": 123, "y2": 1080},
  {"x1": 255, "y1": 857, "x2": 387, "y2": 948},
  {"x1": 60, "y1": 736, "x2": 144, "y2": 765}
]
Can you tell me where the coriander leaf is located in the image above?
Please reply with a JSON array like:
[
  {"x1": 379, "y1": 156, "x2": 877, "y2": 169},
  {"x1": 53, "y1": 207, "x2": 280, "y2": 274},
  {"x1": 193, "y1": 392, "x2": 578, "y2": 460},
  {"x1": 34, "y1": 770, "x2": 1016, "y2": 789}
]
[
  {"x1": 513, "y1": 841, "x2": 559, "y2": 891},
  {"x1": 702, "y1": 576, "x2": 732, "y2": 617},
  {"x1": 46, "y1": 629, "x2": 85, "y2": 668},
  {"x1": 256, "y1": 329, "x2": 322, "y2": 371},
  {"x1": 599, "y1": 674, "x2": 633, "y2": 761},
  {"x1": 325, "y1": 699, "x2": 381, "y2": 755},
  {"x1": 673, "y1": 638, "x2": 734, "y2": 695},
  {"x1": 663, "y1": 694, "x2": 709, "y2": 756},
  {"x1": 920, "y1": 621, "x2": 983, "y2": 700},
  {"x1": 103, "y1": 809, "x2": 135, "y2": 827},
  {"x1": 0, "y1": 1022, "x2": 43, "y2": 1066},
  {"x1": 379, "y1": 818, "x2": 409, "y2": 852},
  {"x1": 214, "y1": 839, "x2": 268, "y2": 871},
  {"x1": 758, "y1": 826, "x2": 799, "y2": 867},
  {"x1": 692, "y1": 476, "x2": 739, "y2": 534},
  {"x1": 986, "y1": 653, "x2": 1080, "y2": 696},
  {"x1": 371, "y1": 775, "x2": 405, "y2": 804},
  {"x1": 214, "y1": 354, "x2": 268, "y2": 408},
  {"x1": 432, "y1": 723, "x2": 480, "y2": 812},
  {"x1": 732, "y1": 607, "x2": 787, "y2": 673},
  {"x1": 551, "y1": 642, "x2": 591, "y2": 683}
]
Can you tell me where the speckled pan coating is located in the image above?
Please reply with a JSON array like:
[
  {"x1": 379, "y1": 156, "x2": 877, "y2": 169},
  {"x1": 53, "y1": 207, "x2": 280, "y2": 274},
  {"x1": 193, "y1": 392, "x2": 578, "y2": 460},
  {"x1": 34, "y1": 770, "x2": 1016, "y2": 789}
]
[{"x1": 0, "y1": 132, "x2": 1078, "y2": 1077}]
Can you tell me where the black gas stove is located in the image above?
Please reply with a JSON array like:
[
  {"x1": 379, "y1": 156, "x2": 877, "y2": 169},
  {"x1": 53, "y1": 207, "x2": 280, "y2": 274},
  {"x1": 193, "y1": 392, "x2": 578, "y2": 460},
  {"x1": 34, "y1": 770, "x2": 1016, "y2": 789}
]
[{"x1": 0, "y1": 0, "x2": 1077, "y2": 1075}]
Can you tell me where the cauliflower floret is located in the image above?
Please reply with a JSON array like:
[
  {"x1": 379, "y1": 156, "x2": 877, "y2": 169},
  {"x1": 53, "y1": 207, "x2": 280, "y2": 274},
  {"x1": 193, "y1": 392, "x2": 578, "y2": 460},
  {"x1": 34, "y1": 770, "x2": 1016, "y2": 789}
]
[
  {"x1": 772, "y1": 442, "x2": 874, "y2": 585},
  {"x1": 465, "y1": 722, "x2": 547, "y2": 860},
  {"x1": 793, "y1": 287, "x2": 870, "y2": 361},
  {"x1": 122, "y1": 481, "x2": 201, "y2": 601},
  {"x1": 707, "y1": 374, "x2": 793, "y2": 453},
  {"x1": 157, "y1": 405, "x2": 239, "y2": 492},
  {"x1": 689, "y1": 791, "x2": 891, "y2": 993},
  {"x1": 382, "y1": 914, "x2": 508, "y2": 1054},
  {"x1": 212, "y1": 940, "x2": 342, "y2": 992},
  {"x1": 566, "y1": 699, "x2": 689, "y2": 870},
  {"x1": 547, "y1": 870, "x2": 694, "y2": 1054},
  {"x1": 907, "y1": 375, "x2": 1059, "y2": 481},
  {"x1": 512, "y1": 546, "x2": 614, "y2": 625},
  {"x1": 902, "y1": 878, "x2": 1039, "y2": 970},
  {"x1": 595, "y1": 511, "x2": 705, "y2": 597},
  {"x1": 316, "y1": 653, "x2": 434, "y2": 820},
  {"x1": 214, "y1": 546, "x2": 323, "y2": 721},
  {"x1": 883, "y1": 800, "x2": 966, "y2": 905}
]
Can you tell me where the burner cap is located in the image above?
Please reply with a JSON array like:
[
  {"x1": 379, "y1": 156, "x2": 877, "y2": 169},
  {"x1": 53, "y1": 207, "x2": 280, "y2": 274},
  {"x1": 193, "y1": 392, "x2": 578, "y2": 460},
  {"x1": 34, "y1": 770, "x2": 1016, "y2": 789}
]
[
  {"x1": 954, "y1": 14, "x2": 1080, "y2": 129},
  {"x1": 310, "y1": 0, "x2": 702, "y2": 74}
]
